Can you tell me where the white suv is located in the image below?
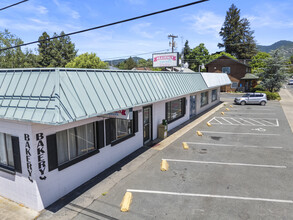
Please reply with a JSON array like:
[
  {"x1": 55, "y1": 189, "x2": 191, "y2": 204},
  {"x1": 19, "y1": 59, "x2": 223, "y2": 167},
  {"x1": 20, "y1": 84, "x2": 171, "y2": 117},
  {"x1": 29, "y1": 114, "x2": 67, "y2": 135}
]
[{"x1": 234, "y1": 93, "x2": 267, "y2": 106}]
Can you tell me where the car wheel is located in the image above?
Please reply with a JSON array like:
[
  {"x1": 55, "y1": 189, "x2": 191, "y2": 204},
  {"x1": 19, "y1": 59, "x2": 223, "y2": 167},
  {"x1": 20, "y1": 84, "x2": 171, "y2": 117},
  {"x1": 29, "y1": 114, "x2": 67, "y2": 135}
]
[
  {"x1": 240, "y1": 101, "x2": 246, "y2": 105},
  {"x1": 260, "y1": 101, "x2": 266, "y2": 106}
]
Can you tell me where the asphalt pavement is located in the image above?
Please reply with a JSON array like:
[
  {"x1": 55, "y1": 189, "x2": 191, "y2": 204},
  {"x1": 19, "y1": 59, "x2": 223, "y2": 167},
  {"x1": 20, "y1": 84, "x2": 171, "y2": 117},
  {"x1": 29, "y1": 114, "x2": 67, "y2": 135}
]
[{"x1": 38, "y1": 94, "x2": 293, "y2": 220}]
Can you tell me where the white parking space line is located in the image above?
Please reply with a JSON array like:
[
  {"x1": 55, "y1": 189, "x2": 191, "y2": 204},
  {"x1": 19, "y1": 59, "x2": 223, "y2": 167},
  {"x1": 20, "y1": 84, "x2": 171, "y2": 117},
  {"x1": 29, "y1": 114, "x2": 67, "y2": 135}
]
[
  {"x1": 200, "y1": 131, "x2": 280, "y2": 136},
  {"x1": 163, "y1": 159, "x2": 287, "y2": 169},
  {"x1": 185, "y1": 142, "x2": 283, "y2": 149},
  {"x1": 207, "y1": 117, "x2": 279, "y2": 127},
  {"x1": 127, "y1": 189, "x2": 293, "y2": 204},
  {"x1": 224, "y1": 113, "x2": 276, "y2": 115}
]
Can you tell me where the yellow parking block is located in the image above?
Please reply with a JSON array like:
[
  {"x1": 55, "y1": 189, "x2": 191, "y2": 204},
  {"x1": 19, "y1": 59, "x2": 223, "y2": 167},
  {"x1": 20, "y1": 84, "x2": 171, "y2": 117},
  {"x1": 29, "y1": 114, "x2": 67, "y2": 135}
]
[
  {"x1": 120, "y1": 192, "x2": 133, "y2": 212},
  {"x1": 226, "y1": 108, "x2": 230, "y2": 111},
  {"x1": 196, "y1": 131, "x2": 203, "y2": 136},
  {"x1": 206, "y1": 122, "x2": 212, "y2": 127},
  {"x1": 160, "y1": 159, "x2": 169, "y2": 171},
  {"x1": 230, "y1": 105, "x2": 233, "y2": 108},
  {"x1": 182, "y1": 142, "x2": 189, "y2": 150},
  {"x1": 221, "y1": 112, "x2": 225, "y2": 115}
]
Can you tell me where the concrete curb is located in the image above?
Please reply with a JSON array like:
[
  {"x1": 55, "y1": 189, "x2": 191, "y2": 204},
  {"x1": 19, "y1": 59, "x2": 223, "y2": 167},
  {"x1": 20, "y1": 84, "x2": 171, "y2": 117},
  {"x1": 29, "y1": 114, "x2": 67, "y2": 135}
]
[{"x1": 279, "y1": 88, "x2": 293, "y2": 133}]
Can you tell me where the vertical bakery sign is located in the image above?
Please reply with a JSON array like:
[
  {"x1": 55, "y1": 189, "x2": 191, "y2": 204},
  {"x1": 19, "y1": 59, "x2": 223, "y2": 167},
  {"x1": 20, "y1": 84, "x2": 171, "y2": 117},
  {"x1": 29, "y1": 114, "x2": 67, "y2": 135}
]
[
  {"x1": 24, "y1": 134, "x2": 33, "y2": 182},
  {"x1": 36, "y1": 133, "x2": 46, "y2": 180}
]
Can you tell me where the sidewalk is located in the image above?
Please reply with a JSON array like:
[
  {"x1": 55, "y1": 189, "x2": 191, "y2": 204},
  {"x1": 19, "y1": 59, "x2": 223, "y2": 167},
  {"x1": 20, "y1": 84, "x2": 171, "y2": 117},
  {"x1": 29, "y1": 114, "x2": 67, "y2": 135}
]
[
  {"x1": 279, "y1": 88, "x2": 293, "y2": 133},
  {"x1": 0, "y1": 196, "x2": 39, "y2": 220}
]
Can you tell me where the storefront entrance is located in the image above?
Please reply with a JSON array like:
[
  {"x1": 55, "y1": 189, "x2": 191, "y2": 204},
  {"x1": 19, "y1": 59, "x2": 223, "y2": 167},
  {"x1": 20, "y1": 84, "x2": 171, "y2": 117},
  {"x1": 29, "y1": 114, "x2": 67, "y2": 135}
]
[{"x1": 143, "y1": 106, "x2": 152, "y2": 144}]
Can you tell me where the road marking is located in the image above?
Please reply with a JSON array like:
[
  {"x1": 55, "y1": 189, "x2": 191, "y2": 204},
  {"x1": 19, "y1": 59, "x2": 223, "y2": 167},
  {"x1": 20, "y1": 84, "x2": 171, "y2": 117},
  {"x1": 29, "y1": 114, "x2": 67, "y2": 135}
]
[
  {"x1": 221, "y1": 117, "x2": 233, "y2": 125},
  {"x1": 127, "y1": 189, "x2": 293, "y2": 204},
  {"x1": 185, "y1": 142, "x2": 282, "y2": 149},
  {"x1": 207, "y1": 117, "x2": 279, "y2": 127},
  {"x1": 224, "y1": 113, "x2": 276, "y2": 115},
  {"x1": 249, "y1": 118, "x2": 266, "y2": 126},
  {"x1": 162, "y1": 159, "x2": 286, "y2": 169},
  {"x1": 200, "y1": 131, "x2": 280, "y2": 136},
  {"x1": 251, "y1": 128, "x2": 266, "y2": 132}
]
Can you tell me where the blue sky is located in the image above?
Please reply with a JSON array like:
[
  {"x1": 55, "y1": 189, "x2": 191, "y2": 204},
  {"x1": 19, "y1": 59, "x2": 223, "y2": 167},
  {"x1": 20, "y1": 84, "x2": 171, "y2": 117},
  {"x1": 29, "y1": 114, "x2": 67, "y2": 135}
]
[{"x1": 1, "y1": 0, "x2": 293, "y2": 60}]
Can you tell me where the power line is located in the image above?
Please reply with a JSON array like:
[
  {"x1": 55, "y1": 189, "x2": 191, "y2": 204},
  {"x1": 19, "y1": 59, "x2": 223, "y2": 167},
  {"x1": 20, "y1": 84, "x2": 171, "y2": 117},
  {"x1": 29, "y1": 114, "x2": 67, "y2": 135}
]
[
  {"x1": 0, "y1": 0, "x2": 209, "y2": 52},
  {"x1": 0, "y1": 0, "x2": 29, "y2": 11},
  {"x1": 103, "y1": 49, "x2": 170, "y2": 61}
]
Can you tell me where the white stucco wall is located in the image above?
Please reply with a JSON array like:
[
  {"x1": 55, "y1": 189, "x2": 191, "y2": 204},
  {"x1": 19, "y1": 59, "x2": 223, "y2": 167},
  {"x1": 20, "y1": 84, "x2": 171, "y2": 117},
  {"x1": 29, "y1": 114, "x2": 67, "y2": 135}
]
[
  {"x1": 0, "y1": 119, "x2": 40, "y2": 210},
  {"x1": 0, "y1": 87, "x2": 222, "y2": 211}
]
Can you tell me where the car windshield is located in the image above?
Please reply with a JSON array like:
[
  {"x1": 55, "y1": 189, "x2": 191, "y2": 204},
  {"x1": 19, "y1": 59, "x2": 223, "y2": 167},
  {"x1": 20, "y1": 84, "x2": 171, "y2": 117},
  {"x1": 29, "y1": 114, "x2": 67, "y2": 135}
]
[{"x1": 242, "y1": 94, "x2": 250, "y2": 97}]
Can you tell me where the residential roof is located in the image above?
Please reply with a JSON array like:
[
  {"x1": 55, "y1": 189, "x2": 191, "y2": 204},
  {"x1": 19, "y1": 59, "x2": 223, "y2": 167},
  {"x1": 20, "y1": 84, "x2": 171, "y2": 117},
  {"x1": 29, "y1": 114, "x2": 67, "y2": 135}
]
[
  {"x1": 0, "y1": 68, "x2": 230, "y2": 125},
  {"x1": 205, "y1": 55, "x2": 250, "y2": 67},
  {"x1": 241, "y1": 73, "x2": 259, "y2": 80}
]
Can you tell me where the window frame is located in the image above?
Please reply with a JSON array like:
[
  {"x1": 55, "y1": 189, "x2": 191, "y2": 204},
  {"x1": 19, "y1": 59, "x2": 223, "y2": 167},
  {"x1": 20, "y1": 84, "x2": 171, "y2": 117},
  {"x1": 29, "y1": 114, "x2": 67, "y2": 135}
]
[
  {"x1": 222, "y1": 67, "x2": 231, "y2": 74},
  {"x1": 110, "y1": 118, "x2": 134, "y2": 146},
  {"x1": 56, "y1": 122, "x2": 99, "y2": 170},
  {"x1": 231, "y1": 82, "x2": 238, "y2": 89},
  {"x1": 0, "y1": 132, "x2": 20, "y2": 174},
  {"x1": 212, "y1": 89, "x2": 218, "y2": 102},
  {"x1": 165, "y1": 98, "x2": 186, "y2": 124},
  {"x1": 200, "y1": 91, "x2": 209, "y2": 107}
]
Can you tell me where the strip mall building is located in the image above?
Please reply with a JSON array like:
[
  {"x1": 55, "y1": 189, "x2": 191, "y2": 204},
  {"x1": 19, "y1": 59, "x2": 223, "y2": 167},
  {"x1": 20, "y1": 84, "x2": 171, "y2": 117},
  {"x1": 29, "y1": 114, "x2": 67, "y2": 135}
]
[{"x1": 0, "y1": 68, "x2": 230, "y2": 210}]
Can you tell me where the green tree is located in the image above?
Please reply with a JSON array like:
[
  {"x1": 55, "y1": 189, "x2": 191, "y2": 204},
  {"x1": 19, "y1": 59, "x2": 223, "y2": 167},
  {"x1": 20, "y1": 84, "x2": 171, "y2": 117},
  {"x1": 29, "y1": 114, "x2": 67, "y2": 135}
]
[
  {"x1": 186, "y1": 43, "x2": 209, "y2": 71},
  {"x1": 138, "y1": 58, "x2": 152, "y2": 68},
  {"x1": 218, "y1": 4, "x2": 257, "y2": 59},
  {"x1": 38, "y1": 31, "x2": 77, "y2": 67},
  {"x1": 0, "y1": 29, "x2": 25, "y2": 68},
  {"x1": 182, "y1": 40, "x2": 191, "y2": 61},
  {"x1": 260, "y1": 50, "x2": 288, "y2": 92},
  {"x1": 65, "y1": 52, "x2": 108, "y2": 69},
  {"x1": 250, "y1": 52, "x2": 271, "y2": 74},
  {"x1": 37, "y1": 32, "x2": 53, "y2": 67},
  {"x1": 209, "y1": 52, "x2": 237, "y2": 62},
  {"x1": 117, "y1": 57, "x2": 137, "y2": 70}
]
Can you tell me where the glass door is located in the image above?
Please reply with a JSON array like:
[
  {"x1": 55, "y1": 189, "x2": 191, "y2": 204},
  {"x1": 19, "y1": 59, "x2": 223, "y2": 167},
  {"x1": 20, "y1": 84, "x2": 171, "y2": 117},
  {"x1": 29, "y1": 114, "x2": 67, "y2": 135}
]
[
  {"x1": 143, "y1": 106, "x2": 152, "y2": 144},
  {"x1": 190, "y1": 95, "x2": 196, "y2": 117}
]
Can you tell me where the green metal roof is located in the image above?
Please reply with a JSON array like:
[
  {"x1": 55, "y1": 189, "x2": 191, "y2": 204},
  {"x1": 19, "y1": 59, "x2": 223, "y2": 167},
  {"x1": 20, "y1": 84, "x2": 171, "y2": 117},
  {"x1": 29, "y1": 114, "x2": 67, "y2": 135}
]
[
  {"x1": 241, "y1": 73, "x2": 259, "y2": 80},
  {"x1": 0, "y1": 68, "x2": 215, "y2": 125}
]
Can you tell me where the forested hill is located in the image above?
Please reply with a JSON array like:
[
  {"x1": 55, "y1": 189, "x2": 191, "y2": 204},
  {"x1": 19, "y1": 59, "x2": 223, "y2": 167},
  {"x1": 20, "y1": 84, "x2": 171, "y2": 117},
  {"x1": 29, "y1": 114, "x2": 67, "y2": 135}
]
[{"x1": 257, "y1": 40, "x2": 293, "y2": 57}]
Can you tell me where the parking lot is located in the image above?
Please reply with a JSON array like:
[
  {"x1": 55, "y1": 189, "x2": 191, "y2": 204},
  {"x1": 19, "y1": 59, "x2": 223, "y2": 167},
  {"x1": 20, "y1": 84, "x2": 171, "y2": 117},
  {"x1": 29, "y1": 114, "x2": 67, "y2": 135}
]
[{"x1": 48, "y1": 99, "x2": 293, "y2": 220}]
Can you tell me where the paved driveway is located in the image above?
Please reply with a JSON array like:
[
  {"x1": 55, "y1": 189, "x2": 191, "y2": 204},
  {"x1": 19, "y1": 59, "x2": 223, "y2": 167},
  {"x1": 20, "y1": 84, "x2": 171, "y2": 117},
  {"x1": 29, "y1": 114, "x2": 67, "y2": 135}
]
[{"x1": 69, "y1": 100, "x2": 293, "y2": 220}]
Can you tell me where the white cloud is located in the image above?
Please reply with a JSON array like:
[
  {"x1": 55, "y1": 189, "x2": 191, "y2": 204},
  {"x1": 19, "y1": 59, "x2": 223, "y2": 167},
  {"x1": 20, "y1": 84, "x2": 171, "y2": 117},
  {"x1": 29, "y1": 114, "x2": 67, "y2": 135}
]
[
  {"x1": 245, "y1": 3, "x2": 293, "y2": 29},
  {"x1": 130, "y1": 22, "x2": 164, "y2": 39},
  {"x1": 37, "y1": 6, "x2": 48, "y2": 15},
  {"x1": 52, "y1": 0, "x2": 80, "y2": 19},
  {"x1": 125, "y1": 0, "x2": 145, "y2": 5},
  {"x1": 183, "y1": 11, "x2": 224, "y2": 37}
]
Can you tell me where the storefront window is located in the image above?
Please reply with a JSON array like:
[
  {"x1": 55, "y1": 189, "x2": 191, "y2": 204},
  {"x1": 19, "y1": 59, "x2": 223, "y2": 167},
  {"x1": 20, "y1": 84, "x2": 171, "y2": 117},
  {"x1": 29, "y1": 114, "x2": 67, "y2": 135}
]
[
  {"x1": 0, "y1": 132, "x2": 14, "y2": 168},
  {"x1": 166, "y1": 98, "x2": 185, "y2": 122},
  {"x1": 212, "y1": 89, "x2": 217, "y2": 102},
  {"x1": 56, "y1": 123, "x2": 96, "y2": 165},
  {"x1": 201, "y1": 92, "x2": 209, "y2": 107},
  {"x1": 110, "y1": 118, "x2": 133, "y2": 142}
]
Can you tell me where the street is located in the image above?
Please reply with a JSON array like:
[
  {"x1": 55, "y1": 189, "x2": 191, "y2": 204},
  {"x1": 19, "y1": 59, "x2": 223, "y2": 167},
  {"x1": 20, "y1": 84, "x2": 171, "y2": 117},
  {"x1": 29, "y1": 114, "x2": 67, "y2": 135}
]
[{"x1": 65, "y1": 94, "x2": 293, "y2": 220}]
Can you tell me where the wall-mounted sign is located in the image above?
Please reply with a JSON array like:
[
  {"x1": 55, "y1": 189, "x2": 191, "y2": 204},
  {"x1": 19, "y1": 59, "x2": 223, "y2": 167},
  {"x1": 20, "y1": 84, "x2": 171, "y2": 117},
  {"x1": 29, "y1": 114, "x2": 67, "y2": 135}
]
[
  {"x1": 152, "y1": 52, "x2": 179, "y2": 67},
  {"x1": 36, "y1": 133, "x2": 46, "y2": 180},
  {"x1": 104, "y1": 108, "x2": 133, "y2": 120},
  {"x1": 24, "y1": 134, "x2": 33, "y2": 183}
]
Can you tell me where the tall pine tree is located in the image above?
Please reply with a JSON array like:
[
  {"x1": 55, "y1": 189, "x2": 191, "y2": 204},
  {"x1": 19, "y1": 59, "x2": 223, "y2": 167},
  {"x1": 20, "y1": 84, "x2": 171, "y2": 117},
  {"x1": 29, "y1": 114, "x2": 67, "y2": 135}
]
[
  {"x1": 182, "y1": 40, "x2": 191, "y2": 61},
  {"x1": 218, "y1": 4, "x2": 257, "y2": 59},
  {"x1": 38, "y1": 31, "x2": 77, "y2": 67}
]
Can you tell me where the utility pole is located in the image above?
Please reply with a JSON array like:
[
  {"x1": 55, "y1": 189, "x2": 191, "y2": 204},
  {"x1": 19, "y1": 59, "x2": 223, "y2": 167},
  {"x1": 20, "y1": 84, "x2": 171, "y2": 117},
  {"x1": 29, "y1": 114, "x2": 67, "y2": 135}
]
[
  {"x1": 168, "y1": 34, "x2": 178, "y2": 71},
  {"x1": 168, "y1": 34, "x2": 178, "y2": 52}
]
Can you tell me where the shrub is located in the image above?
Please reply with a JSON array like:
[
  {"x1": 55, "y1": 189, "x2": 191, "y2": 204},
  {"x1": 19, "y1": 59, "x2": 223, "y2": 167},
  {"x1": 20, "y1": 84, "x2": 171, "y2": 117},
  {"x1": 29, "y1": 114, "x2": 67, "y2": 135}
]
[
  {"x1": 250, "y1": 85, "x2": 265, "y2": 92},
  {"x1": 255, "y1": 90, "x2": 281, "y2": 100}
]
